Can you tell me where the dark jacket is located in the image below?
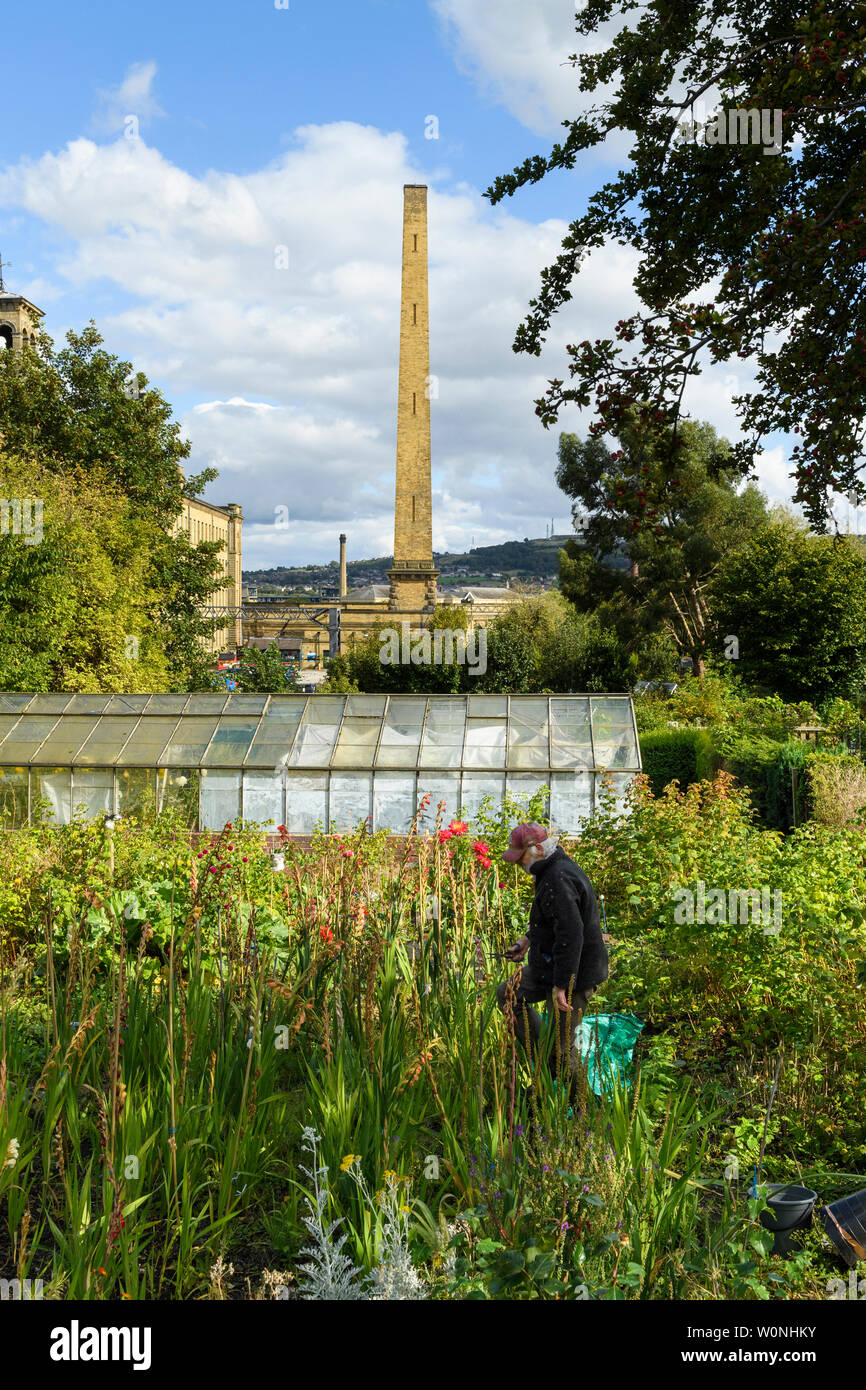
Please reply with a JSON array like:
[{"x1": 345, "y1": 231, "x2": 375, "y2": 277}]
[{"x1": 527, "y1": 847, "x2": 608, "y2": 992}]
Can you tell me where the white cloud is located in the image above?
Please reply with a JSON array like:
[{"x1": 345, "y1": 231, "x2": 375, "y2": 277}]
[
  {"x1": 91, "y1": 60, "x2": 166, "y2": 137},
  {"x1": 0, "y1": 120, "x2": 775, "y2": 567}
]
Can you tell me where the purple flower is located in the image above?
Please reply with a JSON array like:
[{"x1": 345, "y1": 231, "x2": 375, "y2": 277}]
[{"x1": 543, "y1": 1165, "x2": 549, "y2": 1172}]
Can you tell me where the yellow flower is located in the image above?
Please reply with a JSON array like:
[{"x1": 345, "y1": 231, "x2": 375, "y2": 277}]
[
  {"x1": 340, "y1": 1154, "x2": 358, "y2": 1171},
  {"x1": 399, "y1": 1204, "x2": 410, "y2": 1214},
  {"x1": 383, "y1": 1169, "x2": 398, "y2": 1183}
]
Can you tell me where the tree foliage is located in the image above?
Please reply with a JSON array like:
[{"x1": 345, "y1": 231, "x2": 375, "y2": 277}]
[
  {"x1": 708, "y1": 513, "x2": 866, "y2": 701},
  {"x1": 0, "y1": 323, "x2": 226, "y2": 689},
  {"x1": 0, "y1": 452, "x2": 172, "y2": 691},
  {"x1": 556, "y1": 416, "x2": 767, "y2": 673},
  {"x1": 487, "y1": 1, "x2": 866, "y2": 529}
]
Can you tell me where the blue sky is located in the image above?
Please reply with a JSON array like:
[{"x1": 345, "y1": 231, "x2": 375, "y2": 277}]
[{"x1": 1, "y1": 0, "x2": 809, "y2": 568}]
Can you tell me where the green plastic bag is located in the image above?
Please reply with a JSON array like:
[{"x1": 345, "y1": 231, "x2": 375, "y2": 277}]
[{"x1": 574, "y1": 1012, "x2": 645, "y2": 1098}]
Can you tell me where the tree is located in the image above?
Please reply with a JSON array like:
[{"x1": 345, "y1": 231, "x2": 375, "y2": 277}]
[
  {"x1": 232, "y1": 645, "x2": 300, "y2": 693},
  {"x1": 0, "y1": 323, "x2": 226, "y2": 689},
  {"x1": 486, "y1": 3, "x2": 866, "y2": 529},
  {"x1": 0, "y1": 452, "x2": 172, "y2": 691},
  {"x1": 555, "y1": 416, "x2": 767, "y2": 674},
  {"x1": 709, "y1": 511, "x2": 866, "y2": 702}
]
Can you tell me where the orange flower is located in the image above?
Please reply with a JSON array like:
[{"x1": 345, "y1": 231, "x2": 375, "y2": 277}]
[{"x1": 319, "y1": 925, "x2": 335, "y2": 943}]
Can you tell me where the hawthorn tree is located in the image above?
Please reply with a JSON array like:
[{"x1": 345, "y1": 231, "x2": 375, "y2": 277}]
[
  {"x1": 556, "y1": 415, "x2": 768, "y2": 674},
  {"x1": 486, "y1": 1, "x2": 866, "y2": 529}
]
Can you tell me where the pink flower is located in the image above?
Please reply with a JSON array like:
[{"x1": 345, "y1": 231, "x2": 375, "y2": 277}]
[
  {"x1": 448, "y1": 819, "x2": 468, "y2": 836},
  {"x1": 342, "y1": 849, "x2": 354, "y2": 858},
  {"x1": 209, "y1": 866, "x2": 217, "y2": 874},
  {"x1": 438, "y1": 829, "x2": 453, "y2": 843},
  {"x1": 472, "y1": 840, "x2": 490, "y2": 856},
  {"x1": 242, "y1": 857, "x2": 248, "y2": 863}
]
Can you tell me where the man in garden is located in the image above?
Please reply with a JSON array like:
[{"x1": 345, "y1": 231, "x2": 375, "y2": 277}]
[{"x1": 496, "y1": 823, "x2": 608, "y2": 1092}]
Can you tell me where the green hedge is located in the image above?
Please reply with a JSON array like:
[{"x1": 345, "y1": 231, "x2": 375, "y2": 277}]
[{"x1": 638, "y1": 727, "x2": 714, "y2": 797}]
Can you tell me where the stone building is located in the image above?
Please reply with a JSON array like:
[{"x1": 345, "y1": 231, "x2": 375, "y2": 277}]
[
  {"x1": 0, "y1": 269, "x2": 43, "y2": 352},
  {"x1": 174, "y1": 486, "x2": 243, "y2": 653}
]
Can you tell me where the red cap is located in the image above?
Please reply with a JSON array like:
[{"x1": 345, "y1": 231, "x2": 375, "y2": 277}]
[{"x1": 502, "y1": 822, "x2": 548, "y2": 863}]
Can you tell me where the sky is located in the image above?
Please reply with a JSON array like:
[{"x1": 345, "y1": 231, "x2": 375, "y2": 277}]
[{"x1": 0, "y1": 0, "x2": 824, "y2": 570}]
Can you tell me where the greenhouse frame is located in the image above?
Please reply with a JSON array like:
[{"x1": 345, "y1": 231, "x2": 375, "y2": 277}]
[{"x1": 0, "y1": 692, "x2": 641, "y2": 834}]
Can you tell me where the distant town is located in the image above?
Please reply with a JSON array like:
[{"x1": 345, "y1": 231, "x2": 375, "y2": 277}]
[{"x1": 242, "y1": 533, "x2": 589, "y2": 599}]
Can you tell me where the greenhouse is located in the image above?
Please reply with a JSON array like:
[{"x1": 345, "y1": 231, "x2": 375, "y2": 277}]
[{"x1": 0, "y1": 692, "x2": 641, "y2": 833}]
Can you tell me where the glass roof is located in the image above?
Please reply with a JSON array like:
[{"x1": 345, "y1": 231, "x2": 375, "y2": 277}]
[{"x1": 0, "y1": 694, "x2": 641, "y2": 771}]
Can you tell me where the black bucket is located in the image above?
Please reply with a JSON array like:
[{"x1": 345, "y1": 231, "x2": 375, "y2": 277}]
[
  {"x1": 756, "y1": 1184, "x2": 818, "y2": 1233},
  {"x1": 820, "y1": 1189, "x2": 866, "y2": 1268}
]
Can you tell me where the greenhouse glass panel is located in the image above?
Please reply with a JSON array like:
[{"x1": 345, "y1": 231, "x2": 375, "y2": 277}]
[
  {"x1": 345, "y1": 695, "x2": 387, "y2": 716},
  {"x1": 463, "y1": 717, "x2": 507, "y2": 768},
  {"x1": 246, "y1": 702, "x2": 305, "y2": 768},
  {"x1": 0, "y1": 715, "x2": 23, "y2": 746},
  {"x1": 33, "y1": 717, "x2": 101, "y2": 765},
  {"x1": 288, "y1": 699, "x2": 344, "y2": 767},
  {"x1": 119, "y1": 717, "x2": 182, "y2": 766},
  {"x1": 117, "y1": 768, "x2": 156, "y2": 820},
  {"x1": 243, "y1": 771, "x2": 284, "y2": 828},
  {"x1": 373, "y1": 772, "x2": 416, "y2": 831},
  {"x1": 33, "y1": 768, "x2": 72, "y2": 823},
  {"x1": 550, "y1": 771, "x2": 593, "y2": 831},
  {"x1": 64, "y1": 696, "x2": 113, "y2": 715},
  {"x1": 0, "y1": 716, "x2": 62, "y2": 762},
  {"x1": 506, "y1": 773, "x2": 550, "y2": 819},
  {"x1": 419, "y1": 700, "x2": 466, "y2": 768},
  {"x1": 104, "y1": 695, "x2": 151, "y2": 714},
  {"x1": 200, "y1": 770, "x2": 242, "y2": 831},
  {"x1": 550, "y1": 698, "x2": 593, "y2": 769},
  {"x1": 144, "y1": 695, "x2": 191, "y2": 714},
  {"x1": 201, "y1": 719, "x2": 260, "y2": 767},
  {"x1": 74, "y1": 717, "x2": 140, "y2": 766},
  {"x1": 329, "y1": 772, "x2": 373, "y2": 831},
  {"x1": 185, "y1": 694, "x2": 228, "y2": 714},
  {"x1": 0, "y1": 694, "x2": 32, "y2": 714},
  {"x1": 508, "y1": 699, "x2": 550, "y2": 769},
  {"x1": 223, "y1": 695, "x2": 269, "y2": 714},
  {"x1": 155, "y1": 769, "x2": 199, "y2": 825},
  {"x1": 283, "y1": 773, "x2": 326, "y2": 833},
  {"x1": 72, "y1": 769, "x2": 114, "y2": 820},
  {"x1": 460, "y1": 772, "x2": 505, "y2": 822},
  {"x1": 467, "y1": 695, "x2": 507, "y2": 716},
  {"x1": 376, "y1": 698, "x2": 426, "y2": 767},
  {"x1": 416, "y1": 773, "x2": 461, "y2": 829},
  {"x1": 27, "y1": 695, "x2": 73, "y2": 714},
  {"x1": 331, "y1": 717, "x2": 381, "y2": 767},
  {"x1": 0, "y1": 770, "x2": 28, "y2": 827},
  {"x1": 161, "y1": 718, "x2": 220, "y2": 766}
]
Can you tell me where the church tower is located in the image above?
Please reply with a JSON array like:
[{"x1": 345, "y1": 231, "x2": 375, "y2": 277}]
[
  {"x1": 388, "y1": 185, "x2": 439, "y2": 611},
  {"x1": 0, "y1": 257, "x2": 43, "y2": 352}
]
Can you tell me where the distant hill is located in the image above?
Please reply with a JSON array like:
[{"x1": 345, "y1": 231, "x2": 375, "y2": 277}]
[{"x1": 243, "y1": 534, "x2": 585, "y2": 593}]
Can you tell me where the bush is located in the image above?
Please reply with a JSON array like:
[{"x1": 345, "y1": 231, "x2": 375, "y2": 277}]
[
  {"x1": 804, "y1": 749, "x2": 866, "y2": 827},
  {"x1": 638, "y1": 727, "x2": 714, "y2": 796}
]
